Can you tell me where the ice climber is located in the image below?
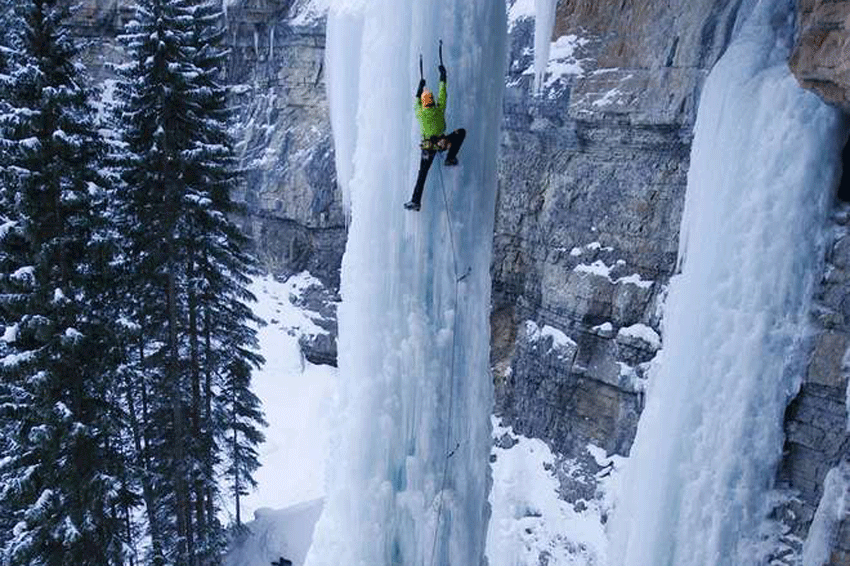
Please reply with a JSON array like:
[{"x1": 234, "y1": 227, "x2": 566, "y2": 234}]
[{"x1": 404, "y1": 58, "x2": 466, "y2": 212}]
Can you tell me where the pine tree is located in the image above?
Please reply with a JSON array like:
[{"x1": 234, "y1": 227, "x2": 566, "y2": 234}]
[
  {"x1": 0, "y1": 1, "x2": 127, "y2": 564},
  {"x1": 183, "y1": 0, "x2": 265, "y2": 543},
  {"x1": 113, "y1": 1, "x2": 198, "y2": 562},
  {"x1": 115, "y1": 0, "x2": 265, "y2": 563}
]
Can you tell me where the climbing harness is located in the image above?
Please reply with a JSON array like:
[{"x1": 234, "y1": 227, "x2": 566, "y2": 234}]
[{"x1": 421, "y1": 137, "x2": 450, "y2": 152}]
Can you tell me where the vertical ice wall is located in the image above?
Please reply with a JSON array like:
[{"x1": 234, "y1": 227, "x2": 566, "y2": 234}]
[
  {"x1": 306, "y1": 2, "x2": 506, "y2": 566},
  {"x1": 610, "y1": 1, "x2": 845, "y2": 565}
]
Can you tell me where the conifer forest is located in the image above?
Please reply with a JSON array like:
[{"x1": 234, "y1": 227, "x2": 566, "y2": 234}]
[{"x1": 0, "y1": 0, "x2": 266, "y2": 564}]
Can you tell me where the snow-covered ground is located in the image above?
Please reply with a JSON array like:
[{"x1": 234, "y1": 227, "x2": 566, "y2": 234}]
[
  {"x1": 226, "y1": 274, "x2": 338, "y2": 524},
  {"x1": 488, "y1": 419, "x2": 622, "y2": 566}
]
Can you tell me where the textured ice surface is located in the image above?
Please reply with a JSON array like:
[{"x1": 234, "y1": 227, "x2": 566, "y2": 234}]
[
  {"x1": 308, "y1": 2, "x2": 507, "y2": 566},
  {"x1": 609, "y1": 1, "x2": 845, "y2": 565},
  {"x1": 802, "y1": 461, "x2": 850, "y2": 566},
  {"x1": 226, "y1": 500, "x2": 324, "y2": 566}
]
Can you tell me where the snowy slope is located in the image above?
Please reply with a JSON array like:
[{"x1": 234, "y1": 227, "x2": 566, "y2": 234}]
[
  {"x1": 306, "y1": 2, "x2": 507, "y2": 566},
  {"x1": 610, "y1": 1, "x2": 845, "y2": 565},
  {"x1": 487, "y1": 419, "x2": 621, "y2": 566},
  {"x1": 225, "y1": 275, "x2": 338, "y2": 523}
]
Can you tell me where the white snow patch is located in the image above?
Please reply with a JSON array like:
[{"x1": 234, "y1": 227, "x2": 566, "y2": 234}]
[
  {"x1": 64, "y1": 328, "x2": 83, "y2": 340},
  {"x1": 574, "y1": 260, "x2": 612, "y2": 278},
  {"x1": 508, "y1": 0, "x2": 535, "y2": 30},
  {"x1": 3, "y1": 324, "x2": 18, "y2": 343},
  {"x1": 229, "y1": 275, "x2": 337, "y2": 523},
  {"x1": 524, "y1": 34, "x2": 589, "y2": 92},
  {"x1": 543, "y1": 35, "x2": 588, "y2": 89},
  {"x1": 592, "y1": 322, "x2": 614, "y2": 336},
  {"x1": 225, "y1": 499, "x2": 324, "y2": 566},
  {"x1": 289, "y1": 0, "x2": 327, "y2": 26},
  {"x1": 2, "y1": 350, "x2": 35, "y2": 368},
  {"x1": 592, "y1": 87, "x2": 624, "y2": 108},
  {"x1": 617, "y1": 324, "x2": 661, "y2": 351},
  {"x1": 802, "y1": 461, "x2": 850, "y2": 566},
  {"x1": 54, "y1": 401, "x2": 72, "y2": 419},
  {"x1": 574, "y1": 261, "x2": 653, "y2": 289},
  {"x1": 11, "y1": 266, "x2": 34, "y2": 284},
  {"x1": 487, "y1": 419, "x2": 614, "y2": 566},
  {"x1": 616, "y1": 273, "x2": 653, "y2": 289},
  {"x1": 585, "y1": 444, "x2": 608, "y2": 467},
  {"x1": 526, "y1": 320, "x2": 576, "y2": 351},
  {"x1": 0, "y1": 220, "x2": 15, "y2": 239}
]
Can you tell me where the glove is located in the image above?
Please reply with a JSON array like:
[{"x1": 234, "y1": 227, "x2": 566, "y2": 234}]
[
  {"x1": 438, "y1": 65, "x2": 446, "y2": 82},
  {"x1": 416, "y1": 78, "x2": 426, "y2": 97}
]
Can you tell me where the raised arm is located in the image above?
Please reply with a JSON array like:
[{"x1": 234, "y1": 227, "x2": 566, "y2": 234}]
[{"x1": 415, "y1": 78, "x2": 426, "y2": 108}]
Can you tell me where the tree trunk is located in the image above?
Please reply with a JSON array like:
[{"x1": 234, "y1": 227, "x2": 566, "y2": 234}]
[
  {"x1": 126, "y1": 337, "x2": 165, "y2": 566},
  {"x1": 166, "y1": 263, "x2": 193, "y2": 566}
]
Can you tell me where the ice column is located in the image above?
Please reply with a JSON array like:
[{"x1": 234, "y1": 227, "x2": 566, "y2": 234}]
[
  {"x1": 533, "y1": 0, "x2": 557, "y2": 93},
  {"x1": 307, "y1": 2, "x2": 506, "y2": 566},
  {"x1": 610, "y1": 1, "x2": 845, "y2": 565}
]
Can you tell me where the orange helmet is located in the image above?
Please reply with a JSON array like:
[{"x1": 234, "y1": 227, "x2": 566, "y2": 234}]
[{"x1": 421, "y1": 89, "x2": 434, "y2": 107}]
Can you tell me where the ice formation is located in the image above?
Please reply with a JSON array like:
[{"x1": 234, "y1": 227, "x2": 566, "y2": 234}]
[
  {"x1": 802, "y1": 462, "x2": 850, "y2": 566},
  {"x1": 306, "y1": 2, "x2": 506, "y2": 566},
  {"x1": 610, "y1": 0, "x2": 843, "y2": 566},
  {"x1": 533, "y1": 0, "x2": 557, "y2": 92},
  {"x1": 610, "y1": 1, "x2": 845, "y2": 565}
]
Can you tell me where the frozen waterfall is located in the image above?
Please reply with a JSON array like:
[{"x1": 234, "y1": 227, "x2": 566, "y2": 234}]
[
  {"x1": 305, "y1": 2, "x2": 506, "y2": 566},
  {"x1": 610, "y1": 1, "x2": 846, "y2": 565}
]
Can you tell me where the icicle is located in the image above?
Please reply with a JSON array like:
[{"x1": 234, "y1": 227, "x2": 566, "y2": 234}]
[
  {"x1": 269, "y1": 24, "x2": 274, "y2": 59},
  {"x1": 325, "y1": 11, "x2": 363, "y2": 218},
  {"x1": 533, "y1": 0, "x2": 557, "y2": 93}
]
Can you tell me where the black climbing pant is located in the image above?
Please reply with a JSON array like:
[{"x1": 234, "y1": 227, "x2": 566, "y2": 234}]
[{"x1": 409, "y1": 128, "x2": 466, "y2": 207}]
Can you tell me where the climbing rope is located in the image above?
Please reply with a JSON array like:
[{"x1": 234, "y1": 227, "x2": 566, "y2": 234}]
[{"x1": 428, "y1": 159, "x2": 463, "y2": 566}]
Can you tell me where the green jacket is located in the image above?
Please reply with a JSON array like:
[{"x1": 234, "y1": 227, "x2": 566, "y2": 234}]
[{"x1": 415, "y1": 80, "x2": 447, "y2": 140}]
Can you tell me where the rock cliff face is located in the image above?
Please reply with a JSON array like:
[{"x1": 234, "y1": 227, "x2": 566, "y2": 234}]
[
  {"x1": 790, "y1": 0, "x2": 850, "y2": 113},
  {"x1": 777, "y1": 207, "x2": 850, "y2": 565},
  {"x1": 70, "y1": 0, "x2": 345, "y2": 289},
  {"x1": 224, "y1": 0, "x2": 345, "y2": 288},
  {"x1": 492, "y1": 0, "x2": 744, "y2": 459}
]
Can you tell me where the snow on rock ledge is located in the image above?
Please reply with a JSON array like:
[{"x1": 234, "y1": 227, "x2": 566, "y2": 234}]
[{"x1": 616, "y1": 323, "x2": 661, "y2": 352}]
